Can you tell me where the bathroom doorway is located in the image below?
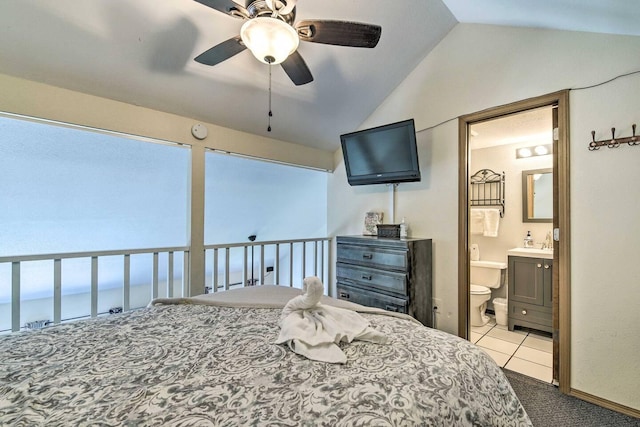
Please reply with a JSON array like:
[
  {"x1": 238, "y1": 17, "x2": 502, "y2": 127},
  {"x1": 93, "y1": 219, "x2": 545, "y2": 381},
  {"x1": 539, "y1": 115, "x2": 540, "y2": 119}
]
[{"x1": 457, "y1": 91, "x2": 571, "y2": 393}]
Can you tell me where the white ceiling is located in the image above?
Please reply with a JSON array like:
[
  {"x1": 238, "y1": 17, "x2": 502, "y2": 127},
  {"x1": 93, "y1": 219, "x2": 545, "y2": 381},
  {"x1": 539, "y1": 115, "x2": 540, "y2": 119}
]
[
  {"x1": 470, "y1": 106, "x2": 554, "y2": 151},
  {"x1": 1, "y1": 1, "x2": 638, "y2": 152},
  {"x1": 443, "y1": 0, "x2": 640, "y2": 37}
]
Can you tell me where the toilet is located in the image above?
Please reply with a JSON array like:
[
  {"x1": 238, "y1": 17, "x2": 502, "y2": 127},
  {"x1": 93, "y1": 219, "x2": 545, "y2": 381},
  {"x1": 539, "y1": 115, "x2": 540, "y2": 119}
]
[{"x1": 469, "y1": 260, "x2": 507, "y2": 326}]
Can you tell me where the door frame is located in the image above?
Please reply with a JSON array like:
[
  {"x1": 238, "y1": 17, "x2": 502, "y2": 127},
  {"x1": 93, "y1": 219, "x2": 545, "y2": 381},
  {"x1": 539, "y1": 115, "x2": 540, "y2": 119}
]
[{"x1": 457, "y1": 90, "x2": 571, "y2": 393}]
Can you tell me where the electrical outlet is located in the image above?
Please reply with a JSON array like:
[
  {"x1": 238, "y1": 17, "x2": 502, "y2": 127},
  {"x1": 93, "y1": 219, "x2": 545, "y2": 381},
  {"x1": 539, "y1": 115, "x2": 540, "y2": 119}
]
[
  {"x1": 24, "y1": 320, "x2": 51, "y2": 330},
  {"x1": 431, "y1": 298, "x2": 443, "y2": 330}
]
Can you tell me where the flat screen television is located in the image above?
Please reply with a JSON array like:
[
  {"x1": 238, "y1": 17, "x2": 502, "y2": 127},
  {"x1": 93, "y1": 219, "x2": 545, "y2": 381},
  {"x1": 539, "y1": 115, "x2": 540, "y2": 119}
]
[{"x1": 340, "y1": 118, "x2": 420, "y2": 186}]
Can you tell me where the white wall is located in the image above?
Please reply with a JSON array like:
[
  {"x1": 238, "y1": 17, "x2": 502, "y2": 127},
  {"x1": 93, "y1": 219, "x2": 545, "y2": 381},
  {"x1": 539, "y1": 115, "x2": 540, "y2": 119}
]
[
  {"x1": 362, "y1": 24, "x2": 640, "y2": 135},
  {"x1": 569, "y1": 76, "x2": 640, "y2": 409},
  {"x1": 328, "y1": 23, "x2": 640, "y2": 410}
]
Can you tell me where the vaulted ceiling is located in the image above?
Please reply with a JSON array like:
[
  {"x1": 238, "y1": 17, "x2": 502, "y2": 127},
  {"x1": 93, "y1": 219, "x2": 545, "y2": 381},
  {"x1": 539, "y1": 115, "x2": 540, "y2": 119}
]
[{"x1": 1, "y1": 1, "x2": 638, "y2": 152}]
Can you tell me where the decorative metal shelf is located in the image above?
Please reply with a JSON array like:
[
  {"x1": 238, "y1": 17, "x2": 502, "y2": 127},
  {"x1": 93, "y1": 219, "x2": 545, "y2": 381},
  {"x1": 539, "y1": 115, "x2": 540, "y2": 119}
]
[{"x1": 470, "y1": 168, "x2": 505, "y2": 217}]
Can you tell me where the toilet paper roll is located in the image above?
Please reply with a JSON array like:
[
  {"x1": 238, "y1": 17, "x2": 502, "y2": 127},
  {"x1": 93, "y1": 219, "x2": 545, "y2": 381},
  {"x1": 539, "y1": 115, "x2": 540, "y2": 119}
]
[{"x1": 470, "y1": 244, "x2": 480, "y2": 261}]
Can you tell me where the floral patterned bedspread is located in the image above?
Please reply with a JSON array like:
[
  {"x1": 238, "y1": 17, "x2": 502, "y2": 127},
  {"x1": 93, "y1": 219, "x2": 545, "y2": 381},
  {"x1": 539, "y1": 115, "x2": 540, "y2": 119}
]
[{"x1": 0, "y1": 303, "x2": 531, "y2": 426}]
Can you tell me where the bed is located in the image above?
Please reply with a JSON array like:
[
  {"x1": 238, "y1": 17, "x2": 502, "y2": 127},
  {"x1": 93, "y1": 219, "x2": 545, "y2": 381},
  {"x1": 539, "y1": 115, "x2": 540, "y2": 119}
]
[{"x1": 0, "y1": 285, "x2": 531, "y2": 426}]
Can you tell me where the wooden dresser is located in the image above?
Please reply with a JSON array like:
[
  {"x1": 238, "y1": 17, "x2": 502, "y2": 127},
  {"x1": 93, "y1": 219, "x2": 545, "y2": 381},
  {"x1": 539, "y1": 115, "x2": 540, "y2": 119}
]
[{"x1": 336, "y1": 235, "x2": 433, "y2": 327}]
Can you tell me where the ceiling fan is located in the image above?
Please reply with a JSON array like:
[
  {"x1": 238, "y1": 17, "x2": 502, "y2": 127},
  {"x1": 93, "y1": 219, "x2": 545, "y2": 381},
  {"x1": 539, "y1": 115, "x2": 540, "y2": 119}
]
[{"x1": 193, "y1": 0, "x2": 382, "y2": 86}]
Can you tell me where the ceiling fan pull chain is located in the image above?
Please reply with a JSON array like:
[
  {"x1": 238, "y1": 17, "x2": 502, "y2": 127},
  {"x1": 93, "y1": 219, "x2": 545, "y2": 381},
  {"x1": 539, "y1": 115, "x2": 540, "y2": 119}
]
[{"x1": 268, "y1": 62, "x2": 273, "y2": 132}]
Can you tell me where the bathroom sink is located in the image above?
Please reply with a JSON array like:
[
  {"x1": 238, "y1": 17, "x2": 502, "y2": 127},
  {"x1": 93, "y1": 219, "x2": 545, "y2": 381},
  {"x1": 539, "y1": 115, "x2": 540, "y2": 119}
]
[{"x1": 507, "y1": 247, "x2": 553, "y2": 259}]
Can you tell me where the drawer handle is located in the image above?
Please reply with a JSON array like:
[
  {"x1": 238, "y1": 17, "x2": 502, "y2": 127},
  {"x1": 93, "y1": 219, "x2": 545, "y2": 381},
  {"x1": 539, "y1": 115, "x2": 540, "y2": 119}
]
[
  {"x1": 339, "y1": 291, "x2": 350, "y2": 299},
  {"x1": 522, "y1": 309, "x2": 527, "y2": 315},
  {"x1": 537, "y1": 263, "x2": 542, "y2": 268},
  {"x1": 362, "y1": 253, "x2": 373, "y2": 260},
  {"x1": 385, "y1": 305, "x2": 399, "y2": 312},
  {"x1": 362, "y1": 274, "x2": 372, "y2": 281},
  {"x1": 544, "y1": 264, "x2": 550, "y2": 269}
]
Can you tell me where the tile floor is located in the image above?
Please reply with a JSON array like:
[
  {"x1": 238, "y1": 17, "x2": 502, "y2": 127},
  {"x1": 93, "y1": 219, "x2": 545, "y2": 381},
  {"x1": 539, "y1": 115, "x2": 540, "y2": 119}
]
[{"x1": 471, "y1": 316, "x2": 554, "y2": 383}]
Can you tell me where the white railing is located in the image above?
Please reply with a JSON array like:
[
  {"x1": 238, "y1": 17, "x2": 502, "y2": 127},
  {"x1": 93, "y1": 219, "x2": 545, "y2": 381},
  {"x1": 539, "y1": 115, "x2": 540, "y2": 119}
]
[
  {"x1": 204, "y1": 237, "x2": 331, "y2": 292},
  {"x1": 0, "y1": 247, "x2": 190, "y2": 333},
  {"x1": 0, "y1": 237, "x2": 332, "y2": 333}
]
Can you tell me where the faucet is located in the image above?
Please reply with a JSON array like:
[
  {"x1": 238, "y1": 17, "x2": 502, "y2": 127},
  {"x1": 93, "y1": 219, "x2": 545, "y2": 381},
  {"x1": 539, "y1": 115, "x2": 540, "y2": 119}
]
[{"x1": 541, "y1": 231, "x2": 553, "y2": 250}]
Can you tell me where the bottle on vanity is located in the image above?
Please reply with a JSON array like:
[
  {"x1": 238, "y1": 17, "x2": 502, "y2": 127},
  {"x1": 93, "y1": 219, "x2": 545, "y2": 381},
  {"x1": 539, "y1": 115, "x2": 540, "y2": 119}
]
[{"x1": 524, "y1": 231, "x2": 534, "y2": 248}]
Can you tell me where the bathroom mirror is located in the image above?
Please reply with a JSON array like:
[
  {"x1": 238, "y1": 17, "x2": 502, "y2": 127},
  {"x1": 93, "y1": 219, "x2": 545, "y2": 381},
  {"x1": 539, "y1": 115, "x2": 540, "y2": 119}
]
[{"x1": 522, "y1": 168, "x2": 553, "y2": 222}]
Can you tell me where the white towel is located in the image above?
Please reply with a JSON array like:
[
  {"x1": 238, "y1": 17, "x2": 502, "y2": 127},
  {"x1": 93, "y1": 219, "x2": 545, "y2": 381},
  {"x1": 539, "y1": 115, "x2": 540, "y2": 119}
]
[
  {"x1": 275, "y1": 276, "x2": 388, "y2": 364},
  {"x1": 470, "y1": 209, "x2": 485, "y2": 235},
  {"x1": 483, "y1": 208, "x2": 501, "y2": 237},
  {"x1": 280, "y1": 276, "x2": 325, "y2": 318}
]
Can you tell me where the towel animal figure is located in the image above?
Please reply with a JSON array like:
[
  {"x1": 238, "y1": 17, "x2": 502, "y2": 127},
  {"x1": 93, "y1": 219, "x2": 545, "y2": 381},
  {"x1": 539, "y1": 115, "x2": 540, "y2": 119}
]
[{"x1": 275, "y1": 276, "x2": 388, "y2": 363}]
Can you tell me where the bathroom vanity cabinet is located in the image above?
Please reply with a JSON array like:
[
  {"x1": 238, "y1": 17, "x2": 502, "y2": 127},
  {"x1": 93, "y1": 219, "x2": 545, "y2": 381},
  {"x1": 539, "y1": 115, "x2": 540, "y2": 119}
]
[
  {"x1": 508, "y1": 256, "x2": 552, "y2": 333},
  {"x1": 336, "y1": 235, "x2": 432, "y2": 327}
]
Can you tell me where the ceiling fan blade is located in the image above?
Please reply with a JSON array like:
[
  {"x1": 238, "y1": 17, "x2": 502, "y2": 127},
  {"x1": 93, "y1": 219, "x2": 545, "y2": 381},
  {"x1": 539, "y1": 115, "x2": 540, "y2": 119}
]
[
  {"x1": 296, "y1": 20, "x2": 381, "y2": 48},
  {"x1": 194, "y1": 36, "x2": 246, "y2": 66},
  {"x1": 193, "y1": 0, "x2": 247, "y2": 18},
  {"x1": 280, "y1": 51, "x2": 313, "y2": 86}
]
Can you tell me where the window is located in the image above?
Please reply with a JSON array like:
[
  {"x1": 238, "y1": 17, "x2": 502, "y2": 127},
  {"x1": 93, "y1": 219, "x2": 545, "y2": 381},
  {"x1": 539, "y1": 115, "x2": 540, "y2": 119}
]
[
  {"x1": 205, "y1": 152, "x2": 326, "y2": 243},
  {"x1": 0, "y1": 115, "x2": 189, "y2": 326},
  {"x1": 204, "y1": 152, "x2": 327, "y2": 286},
  {"x1": 0, "y1": 116, "x2": 189, "y2": 256}
]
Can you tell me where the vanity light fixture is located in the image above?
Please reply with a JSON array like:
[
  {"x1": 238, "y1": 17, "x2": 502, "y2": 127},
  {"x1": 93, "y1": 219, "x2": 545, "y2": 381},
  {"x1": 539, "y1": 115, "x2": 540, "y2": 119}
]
[{"x1": 516, "y1": 144, "x2": 552, "y2": 159}]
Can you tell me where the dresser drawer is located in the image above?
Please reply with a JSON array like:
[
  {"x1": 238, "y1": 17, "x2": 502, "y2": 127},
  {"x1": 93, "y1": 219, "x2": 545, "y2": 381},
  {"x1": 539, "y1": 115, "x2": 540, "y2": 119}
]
[
  {"x1": 337, "y1": 283, "x2": 408, "y2": 314},
  {"x1": 336, "y1": 262, "x2": 407, "y2": 296},
  {"x1": 336, "y1": 244, "x2": 407, "y2": 271},
  {"x1": 509, "y1": 302, "x2": 552, "y2": 327}
]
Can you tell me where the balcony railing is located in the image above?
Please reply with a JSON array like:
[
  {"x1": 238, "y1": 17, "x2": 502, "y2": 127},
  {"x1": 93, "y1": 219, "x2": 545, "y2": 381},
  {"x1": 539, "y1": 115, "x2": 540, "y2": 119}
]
[
  {"x1": 0, "y1": 247, "x2": 190, "y2": 333},
  {"x1": 204, "y1": 237, "x2": 331, "y2": 292},
  {"x1": 0, "y1": 237, "x2": 331, "y2": 333}
]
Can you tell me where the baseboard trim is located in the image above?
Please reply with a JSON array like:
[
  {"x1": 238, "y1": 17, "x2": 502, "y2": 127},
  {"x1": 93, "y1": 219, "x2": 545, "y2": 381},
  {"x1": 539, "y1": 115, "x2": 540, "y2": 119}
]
[{"x1": 570, "y1": 388, "x2": 640, "y2": 419}]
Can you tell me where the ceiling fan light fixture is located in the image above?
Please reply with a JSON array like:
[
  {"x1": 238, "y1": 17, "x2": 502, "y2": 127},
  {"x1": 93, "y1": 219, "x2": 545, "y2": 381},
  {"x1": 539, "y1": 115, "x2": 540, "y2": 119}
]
[{"x1": 240, "y1": 17, "x2": 299, "y2": 65}]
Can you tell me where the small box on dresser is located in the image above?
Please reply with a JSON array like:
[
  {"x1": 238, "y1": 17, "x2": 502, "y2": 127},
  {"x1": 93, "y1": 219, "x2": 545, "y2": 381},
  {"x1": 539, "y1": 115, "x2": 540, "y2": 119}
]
[{"x1": 336, "y1": 235, "x2": 433, "y2": 327}]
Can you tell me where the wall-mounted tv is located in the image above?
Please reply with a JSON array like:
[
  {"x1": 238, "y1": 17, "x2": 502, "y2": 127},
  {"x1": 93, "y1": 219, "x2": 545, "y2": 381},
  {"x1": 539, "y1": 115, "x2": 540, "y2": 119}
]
[{"x1": 340, "y1": 118, "x2": 420, "y2": 186}]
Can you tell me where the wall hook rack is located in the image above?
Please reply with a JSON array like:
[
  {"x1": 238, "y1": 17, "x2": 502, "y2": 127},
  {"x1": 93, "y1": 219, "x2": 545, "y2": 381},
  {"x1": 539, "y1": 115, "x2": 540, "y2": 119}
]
[{"x1": 588, "y1": 124, "x2": 639, "y2": 150}]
